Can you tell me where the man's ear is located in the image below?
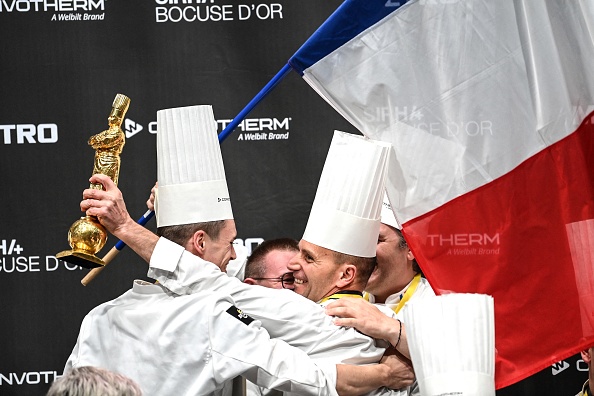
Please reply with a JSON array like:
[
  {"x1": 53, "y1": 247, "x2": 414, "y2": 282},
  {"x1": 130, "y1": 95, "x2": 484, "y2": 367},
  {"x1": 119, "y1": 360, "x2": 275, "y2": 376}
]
[
  {"x1": 406, "y1": 248, "x2": 415, "y2": 261},
  {"x1": 243, "y1": 278, "x2": 257, "y2": 285},
  {"x1": 581, "y1": 348, "x2": 592, "y2": 364},
  {"x1": 191, "y1": 230, "x2": 207, "y2": 256},
  {"x1": 337, "y1": 264, "x2": 357, "y2": 288}
]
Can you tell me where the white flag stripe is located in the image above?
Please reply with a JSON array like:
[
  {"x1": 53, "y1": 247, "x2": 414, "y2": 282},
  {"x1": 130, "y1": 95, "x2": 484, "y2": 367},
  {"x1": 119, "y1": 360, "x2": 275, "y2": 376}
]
[{"x1": 303, "y1": 0, "x2": 594, "y2": 224}]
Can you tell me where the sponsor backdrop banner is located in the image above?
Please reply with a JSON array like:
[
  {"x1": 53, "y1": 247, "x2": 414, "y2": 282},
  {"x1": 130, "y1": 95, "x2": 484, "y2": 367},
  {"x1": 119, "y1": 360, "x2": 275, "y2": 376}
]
[{"x1": 0, "y1": 1, "x2": 586, "y2": 395}]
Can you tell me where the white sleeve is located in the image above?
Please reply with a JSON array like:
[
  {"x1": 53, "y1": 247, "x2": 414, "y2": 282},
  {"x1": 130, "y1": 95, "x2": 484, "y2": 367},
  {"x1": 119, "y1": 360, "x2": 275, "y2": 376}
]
[
  {"x1": 148, "y1": 237, "x2": 385, "y2": 365},
  {"x1": 63, "y1": 341, "x2": 79, "y2": 373},
  {"x1": 63, "y1": 312, "x2": 93, "y2": 373},
  {"x1": 210, "y1": 300, "x2": 338, "y2": 396}
]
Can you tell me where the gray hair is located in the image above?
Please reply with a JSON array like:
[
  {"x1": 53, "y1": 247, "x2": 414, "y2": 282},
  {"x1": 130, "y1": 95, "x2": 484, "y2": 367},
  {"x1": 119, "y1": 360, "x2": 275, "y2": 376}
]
[{"x1": 47, "y1": 366, "x2": 142, "y2": 396}]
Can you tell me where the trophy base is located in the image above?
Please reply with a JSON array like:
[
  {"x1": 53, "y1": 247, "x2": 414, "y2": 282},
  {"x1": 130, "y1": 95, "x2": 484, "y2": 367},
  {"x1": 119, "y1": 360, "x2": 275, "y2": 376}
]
[{"x1": 56, "y1": 250, "x2": 106, "y2": 269}]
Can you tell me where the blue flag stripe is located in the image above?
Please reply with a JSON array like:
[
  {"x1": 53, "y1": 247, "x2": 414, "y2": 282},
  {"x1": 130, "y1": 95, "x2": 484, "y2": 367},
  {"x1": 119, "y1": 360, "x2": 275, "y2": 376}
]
[{"x1": 288, "y1": 0, "x2": 408, "y2": 75}]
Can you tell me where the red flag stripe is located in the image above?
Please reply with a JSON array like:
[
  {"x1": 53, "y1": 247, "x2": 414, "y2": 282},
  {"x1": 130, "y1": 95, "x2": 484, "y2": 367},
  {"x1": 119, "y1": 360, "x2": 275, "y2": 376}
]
[{"x1": 403, "y1": 111, "x2": 594, "y2": 388}]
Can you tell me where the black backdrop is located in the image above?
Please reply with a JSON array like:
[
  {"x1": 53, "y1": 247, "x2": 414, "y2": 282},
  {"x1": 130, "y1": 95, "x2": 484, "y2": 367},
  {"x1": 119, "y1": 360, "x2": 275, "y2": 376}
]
[{"x1": 0, "y1": 1, "x2": 586, "y2": 395}]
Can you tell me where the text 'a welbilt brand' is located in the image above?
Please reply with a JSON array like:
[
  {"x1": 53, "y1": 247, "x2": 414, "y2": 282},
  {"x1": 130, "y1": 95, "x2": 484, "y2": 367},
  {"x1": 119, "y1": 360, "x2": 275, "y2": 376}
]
[
  {"x1": 155, "y1": 0, "x2": 283, "y2": 23},
  {"x1": 218, "y1": 117, "x2": 291, "y2": 142},
  {"x1": 51, "y1": 11, "x2": 103, "y2": 20}
]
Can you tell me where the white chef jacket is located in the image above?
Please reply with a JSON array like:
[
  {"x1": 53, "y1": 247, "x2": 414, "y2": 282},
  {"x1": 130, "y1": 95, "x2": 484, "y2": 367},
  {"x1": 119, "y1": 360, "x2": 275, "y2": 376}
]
[
  {"x1": 65, "y1": 280, "x2": 337, "y2": 396},
  {"x1": 366, "y1": 277, "x2": 435, "y2": 321},
  {"x1": 366, "y1": 276, "x2": 436, "y2": 396},
  {"x1": 148, "y1": 237, "x2": 386, "y2": 366}
]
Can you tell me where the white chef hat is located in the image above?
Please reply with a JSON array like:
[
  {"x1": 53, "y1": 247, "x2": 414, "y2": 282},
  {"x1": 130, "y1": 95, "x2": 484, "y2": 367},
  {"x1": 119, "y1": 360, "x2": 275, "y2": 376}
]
[
  {"x1": 155, "y1": 105, "x2": 233, "y2": 227},
  {"x1": 302, "y1": 131, "x2": 391, "y2": 258},
  {"x1": 380, "y1": 192, "x2": 401, "y2": 230},
  {"x1": 402, "y1": 293, "x2": 496, "y2": 396}
]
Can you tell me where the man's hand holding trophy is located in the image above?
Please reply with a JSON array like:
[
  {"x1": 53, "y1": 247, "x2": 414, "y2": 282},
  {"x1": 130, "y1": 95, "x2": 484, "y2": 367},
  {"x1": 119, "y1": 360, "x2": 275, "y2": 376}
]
[{"x1": 56, "y1": 94, "x2": 131, "y2": 269}]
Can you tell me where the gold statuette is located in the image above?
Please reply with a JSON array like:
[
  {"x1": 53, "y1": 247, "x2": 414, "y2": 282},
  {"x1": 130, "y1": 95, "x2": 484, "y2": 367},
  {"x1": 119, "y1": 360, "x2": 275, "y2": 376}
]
[{"x1": 56, "y1": 94, "x2": 131, "y2": 269}]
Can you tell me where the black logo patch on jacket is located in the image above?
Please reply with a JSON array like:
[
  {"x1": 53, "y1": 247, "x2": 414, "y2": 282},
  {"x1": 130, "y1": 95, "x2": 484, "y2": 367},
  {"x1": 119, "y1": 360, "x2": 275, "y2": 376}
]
[{"x1": 226, "y1": 306, "x2": 254, "y2": 326}]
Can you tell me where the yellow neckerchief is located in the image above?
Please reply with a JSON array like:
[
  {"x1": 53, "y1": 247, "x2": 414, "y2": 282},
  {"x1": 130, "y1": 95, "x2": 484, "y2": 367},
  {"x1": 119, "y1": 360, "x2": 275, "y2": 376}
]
[
  {"x1": 583, "y1": 380, "x2": 591, "y2": 396},
  {"x1": 318, "y1": 290, "x2": 363, "y2": 304},
  {"x1": 364, "y1": 273, "x2": 422, "y2": 314}
]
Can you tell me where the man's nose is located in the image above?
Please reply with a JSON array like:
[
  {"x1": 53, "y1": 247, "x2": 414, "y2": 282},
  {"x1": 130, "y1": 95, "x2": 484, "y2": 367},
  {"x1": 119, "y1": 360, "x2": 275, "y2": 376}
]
[{"x1": 287, "y1": 253, "x2": 301, "y2": 271}]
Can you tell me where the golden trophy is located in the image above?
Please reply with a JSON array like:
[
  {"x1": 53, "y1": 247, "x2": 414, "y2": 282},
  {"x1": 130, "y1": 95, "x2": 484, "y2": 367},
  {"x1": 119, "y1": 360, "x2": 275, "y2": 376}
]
[{"x1": 56, "y1": 93, "x2": 131, "y2": 269}]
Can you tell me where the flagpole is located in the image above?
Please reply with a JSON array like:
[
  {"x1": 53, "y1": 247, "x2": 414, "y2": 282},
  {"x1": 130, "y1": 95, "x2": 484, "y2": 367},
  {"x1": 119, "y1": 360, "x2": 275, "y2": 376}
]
[
  {"x1": 218, "y1": 63, "x2": 292, "y2": 141},
  {"x1": 81, "y1": 63, "x2": 293, "y2": 286}
]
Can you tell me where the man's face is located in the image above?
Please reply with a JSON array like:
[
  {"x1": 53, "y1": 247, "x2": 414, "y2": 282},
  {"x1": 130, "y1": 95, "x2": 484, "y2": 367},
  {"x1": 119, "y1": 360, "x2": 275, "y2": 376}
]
[
  {"x1": 203, "y1": 220, "x2": 237, "y2": 272},
  {"x1": 287, "y1": 240, "x2": 343, "y2": 302},
  {"x1": 366, "y1": 223, "x2": 412, "y2": 298},
  {"x1": 253, "y1": 249, "x2": 296, "y2": 290}
]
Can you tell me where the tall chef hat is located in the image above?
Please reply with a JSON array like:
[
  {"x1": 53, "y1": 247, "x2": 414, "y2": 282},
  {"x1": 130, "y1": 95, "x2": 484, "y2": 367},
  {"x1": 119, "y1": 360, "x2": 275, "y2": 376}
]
[
  {"x1": 402, "y1": 293, "x2": 496, "y2": 396},
  {"x1": 155, "y1": 105, "x2": 233, "y2": 227},
  {"x1": 380, "y1": 192, "x2": 401, "y2": 230},
  {"x1": 302, "y1": 131, "x2": 391, "y2": 258}
]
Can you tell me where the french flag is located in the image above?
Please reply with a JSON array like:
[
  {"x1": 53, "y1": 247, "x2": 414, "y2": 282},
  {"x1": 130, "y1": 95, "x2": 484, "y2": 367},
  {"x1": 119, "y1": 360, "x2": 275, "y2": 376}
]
[{"x1": 289, "y1": 0, "x2": 594, "y2": 389}]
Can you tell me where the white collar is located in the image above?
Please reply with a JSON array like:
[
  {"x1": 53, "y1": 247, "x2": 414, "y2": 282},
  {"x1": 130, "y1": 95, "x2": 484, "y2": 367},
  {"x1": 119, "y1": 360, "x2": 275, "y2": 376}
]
[
  {"x1": 132, "y1": 279, "x2": 165, "y2": 294},
  {"x1": 383, "y1": 276, "x2": 417, "y2": 306}
]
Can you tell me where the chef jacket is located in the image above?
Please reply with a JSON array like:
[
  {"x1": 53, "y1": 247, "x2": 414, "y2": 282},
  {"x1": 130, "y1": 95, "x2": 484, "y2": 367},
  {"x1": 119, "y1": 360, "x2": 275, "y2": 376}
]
[
  {"x1": 148, "y1": 237, "x2": 387, "y2": 366},
  {"x1": 366, "y1": 275, "x2": 436, "y2": 396},
  {"x1": 65, "y1": 280, "x2": 337, "y2": 396}
]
